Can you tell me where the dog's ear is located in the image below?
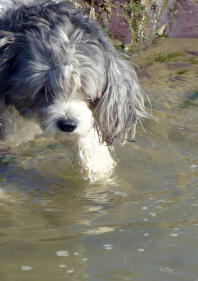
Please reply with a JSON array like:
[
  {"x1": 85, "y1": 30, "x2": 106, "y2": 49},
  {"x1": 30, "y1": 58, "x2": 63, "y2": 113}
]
[{"x1": 94, "y1": 52, "x2": 148, "y2": 145}]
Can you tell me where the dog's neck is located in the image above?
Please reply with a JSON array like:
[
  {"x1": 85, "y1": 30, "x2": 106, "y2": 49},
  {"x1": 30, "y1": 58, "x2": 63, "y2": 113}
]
[{"x1": 58, "y1": 129, "x2": 116, "y2": 182}]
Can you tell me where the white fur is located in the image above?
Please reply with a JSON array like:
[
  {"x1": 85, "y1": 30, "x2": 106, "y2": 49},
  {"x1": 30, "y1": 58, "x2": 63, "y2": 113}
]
[
  {"x1": 44, "y1": 97, "x2": 115, "y2": 182},
  {"x1": 73, "y1": 129, "x2": 116, "y2": 182},
  {"x1": 58, "y1": 128, "x2": 116, "y2": 182},
  {"x1": 45, "y1": 98, "x2": 92, "y2": 137}
]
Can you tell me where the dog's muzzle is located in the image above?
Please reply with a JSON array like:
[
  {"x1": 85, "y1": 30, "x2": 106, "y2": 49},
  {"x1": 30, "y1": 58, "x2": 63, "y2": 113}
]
[{"x1": 57, "y1": 118, "x2": 77, "y2": 133}]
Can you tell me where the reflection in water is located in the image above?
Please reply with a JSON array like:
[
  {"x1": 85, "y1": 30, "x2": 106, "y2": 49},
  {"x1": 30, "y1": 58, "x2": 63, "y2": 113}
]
[{"x1": 0, "y1": 38, "x2": 198, "y2": 280}]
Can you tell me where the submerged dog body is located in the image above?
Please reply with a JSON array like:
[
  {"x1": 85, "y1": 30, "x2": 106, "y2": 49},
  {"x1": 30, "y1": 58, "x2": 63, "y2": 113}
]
[{"x1": 0, "y1": 0, "x2": 148, "y2": 182}]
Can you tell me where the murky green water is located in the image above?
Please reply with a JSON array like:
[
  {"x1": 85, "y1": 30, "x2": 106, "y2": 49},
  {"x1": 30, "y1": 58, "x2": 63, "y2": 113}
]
[{"x1": 0, "y1": 38, "x2": 198, "y2": 281}]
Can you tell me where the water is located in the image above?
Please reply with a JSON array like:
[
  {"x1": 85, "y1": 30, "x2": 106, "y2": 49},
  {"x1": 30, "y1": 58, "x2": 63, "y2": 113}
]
[{"x1": 0, "y1": 38, "x2": 198, "y2": 281}]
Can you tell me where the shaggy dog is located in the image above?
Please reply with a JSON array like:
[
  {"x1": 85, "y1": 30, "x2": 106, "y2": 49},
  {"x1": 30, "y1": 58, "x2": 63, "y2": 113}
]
[{"x1": 0, "y1": 0, "x2": 148, "y2": 182}]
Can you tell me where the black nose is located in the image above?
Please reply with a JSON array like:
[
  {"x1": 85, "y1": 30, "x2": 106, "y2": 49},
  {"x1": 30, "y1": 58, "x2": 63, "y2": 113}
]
[{"x1": 57, "y1": 118, "x2": 77, "y2": 132}]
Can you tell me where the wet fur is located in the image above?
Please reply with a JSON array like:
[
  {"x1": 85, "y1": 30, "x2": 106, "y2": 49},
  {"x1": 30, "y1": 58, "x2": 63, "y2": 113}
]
[{"x1": 0, "y1": 0, "x2": 148, "y2": 181}]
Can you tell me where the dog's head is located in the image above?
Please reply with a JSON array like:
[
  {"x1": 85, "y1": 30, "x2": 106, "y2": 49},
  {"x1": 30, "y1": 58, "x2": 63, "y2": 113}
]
[{"x1": 0, "y1": 0, "x2": 148, "y2": 145}]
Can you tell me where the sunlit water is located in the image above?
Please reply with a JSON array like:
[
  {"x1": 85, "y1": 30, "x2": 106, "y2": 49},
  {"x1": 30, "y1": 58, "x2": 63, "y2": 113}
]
[{"x1": 0, "y1": 38, "x2": 198, "y2": 281}]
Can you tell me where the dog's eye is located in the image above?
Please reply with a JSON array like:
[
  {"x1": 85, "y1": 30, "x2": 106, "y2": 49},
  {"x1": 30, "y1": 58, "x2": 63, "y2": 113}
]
[
  {"x1": 38, "y1": 86, "x2": 54, "y2": 104},
  {"x1": 39, "y1": 87, "x2": 48, "y2": 95}
]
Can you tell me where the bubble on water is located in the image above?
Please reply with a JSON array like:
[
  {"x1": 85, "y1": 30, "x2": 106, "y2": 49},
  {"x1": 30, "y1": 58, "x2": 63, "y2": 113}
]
[
  {"x1": 21, "y1": 266, "x2": 33, "y2": 271},
  {"x1": 114, "y1": 191, "x2": 128, "y2": 197},
  {"x1": 56, "y1": 250, "x2": 69, "y2": 257},
  {"x1": 82, "y1": 258, "x2": 88, "y2": 261},
  {"x1": 169, "y1": 233, "x2": 178, "y2": 237},
  {"x1": 66, "y1": 269, "x2": 74, "y2": 274},
  {"x1": 138, "y1": 248, "x2": 145, "y2": 252},
  {"x1": 74, "y1": 252, "x2": 79, "y2": 256},
  {"x1": 103, "y1": 244, "x2": 113, "y2": 250},
  {"x1": 170, "y1": 244, "x2": 178, "y2": 247},
  {"x1": 58, "y1": 264, "x2": 67, "y2": 268},
  {"x1": 142, "y1": 206, "x2": 148, "y2": 211},
  {"x1": 144, "y1": 233, "x2": 149, "y2": 237},
  {"x1": 190, "y1": 164, "x2": 197, "y2": 169},
  {"x1": 45, "y1": 208, "x2": 56, "y2": 212},
  {"x1": 156, "y1": 200, "x2": 173, "y2": 203},
  {"x1": 149, "y1": 212, "x2": 156, "y2": 217}
]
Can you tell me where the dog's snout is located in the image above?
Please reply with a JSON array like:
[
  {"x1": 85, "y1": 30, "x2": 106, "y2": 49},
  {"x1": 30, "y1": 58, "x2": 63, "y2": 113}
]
[{"x1": 57, "y1": 118, "x2": 77, "y2": 132}]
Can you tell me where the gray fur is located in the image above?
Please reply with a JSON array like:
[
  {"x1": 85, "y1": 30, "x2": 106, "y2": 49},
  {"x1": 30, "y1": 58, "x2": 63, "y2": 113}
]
[{"x1": 0, "y1": 0, "x2": 148, "y2": 145}]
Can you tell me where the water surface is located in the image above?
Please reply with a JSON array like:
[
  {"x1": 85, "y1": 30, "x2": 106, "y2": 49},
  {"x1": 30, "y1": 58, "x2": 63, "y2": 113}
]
[{"x1": 0, "y1": 38, "x2": 198, "y2": 281}]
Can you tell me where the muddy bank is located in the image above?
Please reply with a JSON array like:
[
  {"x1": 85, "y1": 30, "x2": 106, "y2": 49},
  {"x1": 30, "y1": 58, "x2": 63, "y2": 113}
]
[{"x1": 134, "y1": 38, "x2": 198, "y2": 96}]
